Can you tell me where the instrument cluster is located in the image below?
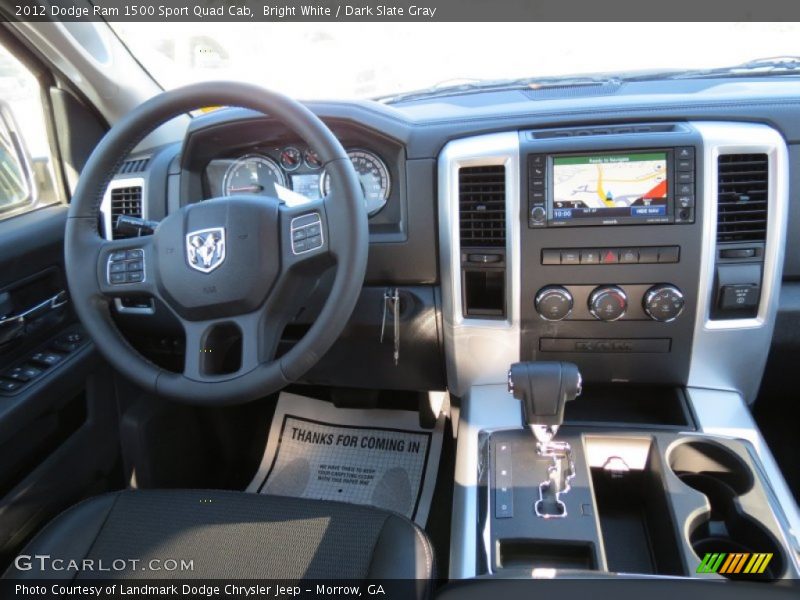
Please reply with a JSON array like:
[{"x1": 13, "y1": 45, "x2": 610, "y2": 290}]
[{"x1": 204, "y1": 145, "x2": 391, "y2": 216}]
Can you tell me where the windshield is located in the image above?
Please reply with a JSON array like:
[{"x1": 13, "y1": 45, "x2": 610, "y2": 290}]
[{"x1": 110, "y1": 22, "x2": 800, "y2": 100}]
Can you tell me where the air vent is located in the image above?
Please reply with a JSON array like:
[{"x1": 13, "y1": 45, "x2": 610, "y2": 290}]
[
  {"x1": 118, "y1": 157, "x2": 150, "y2": 174},
  {"x1": 530, "y1": 123, "x2": 676, "y2": 140},
  {"x1": 521, "y1": 80, "x2": 622, "y2": 101},
  {"x1": 110, "y1": 186, "x2": 143, "y2": 239},
  {"x1": 459, "y1": 165, "x2": 506, "y2": 247},
  {"x1": 717, "y1": 154, "x2": 768, "y2": 243}
]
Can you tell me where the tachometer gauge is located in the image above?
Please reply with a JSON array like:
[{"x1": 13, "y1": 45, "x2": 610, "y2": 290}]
[
  {"x1": 321, "y1": 149, "x2": 391, "y2": 216},
  {"x1": 304, "y1": 148, "x2": 323, "y2": 170},
  {"x1": 222, "y1": 154, "x2": 286, "y2": 196},
  {"x1": 279, "y1": 146, "x2": 302, "y2": 171}
]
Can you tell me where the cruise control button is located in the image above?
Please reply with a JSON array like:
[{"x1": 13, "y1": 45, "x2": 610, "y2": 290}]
[
  {"x1": 110, "y1": 262, "x2": 126, "y2": 274},
  {"x1": 126, "y1": 260, "x2": 143, "y2": 271},
  {"x1": 110, "y1": 251, "x2": 127, "y2": 262},
  {"x1": 110, "y1": 272, "x2": 126, "y2": 284},
  {"x1": 126, "y1": 271, "x2": 144, "y2": 283},
  {"x1": 126, "y1": 249, "x2": 144, "y2": 259}
]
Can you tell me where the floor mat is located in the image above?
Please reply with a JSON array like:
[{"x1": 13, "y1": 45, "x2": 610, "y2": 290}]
[{"x1": 247, "y1": 392, "x2": 444, "y2": 525}]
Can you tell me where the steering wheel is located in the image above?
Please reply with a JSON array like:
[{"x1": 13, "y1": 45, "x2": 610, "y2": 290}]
[{"x1": 65, "y1": 82, "x2": 368, "y2": 405}]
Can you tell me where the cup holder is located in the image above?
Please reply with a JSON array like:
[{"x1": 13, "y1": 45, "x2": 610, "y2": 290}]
[{"x1": 668, "y1": 440, "x2": 785, "y2": 580}]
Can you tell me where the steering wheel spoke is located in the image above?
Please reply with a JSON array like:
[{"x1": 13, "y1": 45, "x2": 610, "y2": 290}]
[
  {"x1": 180, "y1": 309, "x2": 288, "y2": 383},
  {"x1": 96, "y1": 236, "x2": 158, "y2": 299}
]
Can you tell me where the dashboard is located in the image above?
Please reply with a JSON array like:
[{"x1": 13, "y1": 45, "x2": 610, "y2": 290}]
[
  {"x1": 103, "y1": 76, "x2": 800, "y2": 397},
  {"x1": 203, "y1": 145, "x2": 392, "y2": 216}
]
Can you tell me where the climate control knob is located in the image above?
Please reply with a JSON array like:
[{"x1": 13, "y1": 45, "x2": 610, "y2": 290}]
[
  {"x1": 589, "y1": 286, "x2": 628, "y2": 321},
  {"x1": 535, "y1": 286, "x2": 573, "y2": 321},
  {"x1": 643, "y1": 284, "x2": 685, "y2": 322}
]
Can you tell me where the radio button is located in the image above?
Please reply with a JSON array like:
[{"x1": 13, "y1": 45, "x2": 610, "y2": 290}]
[
  {"x1": 657, "y1": 246, "x2": 680, "y2": 263},
  {"x1": 677, "y1": 171, "x2": 695, "y2": 184},
  {"x1": 677, "y1": 159, "x2": 694, "y2": 171},
  {"x1": 677, "y1": 183, "x2": 694, "y2": 195},
  {"x1": 561, "y1": 250, "x2": 580, "y2": 265},
  {"x1": 542, "y1": 249, "x2": 561, "y2": 265},
  {"x1": 676, "y1": 147, "x2": 695, "y2": 160},
  {"x1": 530, "y1": 206, "x2": 546, "y2": 224},
  {"x1": 639, "y1": 247, "x2": 659, "y2": 264}
]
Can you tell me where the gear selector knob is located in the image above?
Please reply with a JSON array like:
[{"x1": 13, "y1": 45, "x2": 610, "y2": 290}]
[{"x1": 508, "y1": 361, "x2": 582, "y2": 444}]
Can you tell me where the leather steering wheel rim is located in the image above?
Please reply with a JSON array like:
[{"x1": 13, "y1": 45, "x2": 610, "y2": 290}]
[{"x1": 65, "y1": 82, "x2": 368, "y2": 405}]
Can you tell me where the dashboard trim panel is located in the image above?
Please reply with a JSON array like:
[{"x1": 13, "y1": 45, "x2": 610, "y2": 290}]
[
  {"x1": 688, "y1": 122, "x2": 789, "y2": 402},
  {"x1": 438, "y1": 132, "x2": 521, "y2": 397}
]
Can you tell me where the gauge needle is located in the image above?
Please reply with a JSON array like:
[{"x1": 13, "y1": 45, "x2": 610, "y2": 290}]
[{"x1": 228, "y1": 184, "x2": 264, "y2": 193}]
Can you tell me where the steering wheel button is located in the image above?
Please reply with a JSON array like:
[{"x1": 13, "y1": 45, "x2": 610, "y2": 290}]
[
  {"x1": 293, "y1": 239, "x2": 308, "y2": 253},
  {"x1": 110, "y1": 272, "x2": 126, "y2": 284},
  {"x1": 126, "y1": 271, "x2": 144, "y2": 283},
  {"x1": 110, "y1": 251, "x2": 127, "y2": 262},
  {"x1": 292, "y1": 229, "x2": 307, "y2": 242},
  {"x1": 126, "y1": 260, "x2": 143, "y2": 271},
  {"x1": 307, "y1": 235, "x2": 322, "y2": 249},
  {"x1": 306, "y1": 223, "x2": 321, "y2": 237},
  {"x1": 109, "y1": 262, "x2": 126, "y2": 274},
  {"x1": 126, "y1": 249, "x2": 144, "y2": 259}
]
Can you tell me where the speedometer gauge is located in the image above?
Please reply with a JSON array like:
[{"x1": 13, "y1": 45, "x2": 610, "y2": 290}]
[
  {"x1": 321, "y1": 150, "x2": 391, "y2": 216},
  {"x1": 222, "y1": 154, "x2": 286, "y2": 197}
]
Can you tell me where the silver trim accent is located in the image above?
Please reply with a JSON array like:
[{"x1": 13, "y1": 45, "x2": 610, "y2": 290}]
[
  {"x1": 533, "y1": 440, "x2": 576, "y2": 519},
  {"x1": 185, "y1": 227, "x2": 226, "y2": 273},
  {"x1": 100, "y1": 176, "x2": 147, "y2": 243},
  {"x1": 438, "y1": 133, "x2": 521, "y2": 397},
  {"x1": 643, "y1": 284, "x2": 685, "y2": 323},
  {"x1": 688, "y1": 122, "x2": 789, "y2": 402},
  {"x1": 588, "y1": 285, "x2": 628, "y2": 321}
]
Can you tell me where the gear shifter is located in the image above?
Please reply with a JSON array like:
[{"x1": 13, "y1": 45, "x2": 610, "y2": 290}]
[
  {"x1": 507, "y1": 361, "x2": 582, "y2": 518},
  {"x1": 507, "y1": 361, "x2": 582, "y2": 446}
]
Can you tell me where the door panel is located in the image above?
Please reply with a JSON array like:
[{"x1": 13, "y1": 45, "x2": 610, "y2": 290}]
[{"x1": 0, "y1": 206, "x2": 121, "y2": 567}]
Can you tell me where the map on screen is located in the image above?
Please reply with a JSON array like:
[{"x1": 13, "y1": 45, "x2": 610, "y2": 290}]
[{"x1": 552, "y1": 152, "x2": 668, "y2": 219}]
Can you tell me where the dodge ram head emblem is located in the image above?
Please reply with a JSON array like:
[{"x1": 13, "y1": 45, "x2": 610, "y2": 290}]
[{"x1": 186, "y1": 227, "x2": 226, "y2": 273}]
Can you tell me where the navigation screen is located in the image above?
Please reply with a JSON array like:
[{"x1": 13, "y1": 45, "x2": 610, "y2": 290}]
[{"x1": 552, "y1": 152, "x2": 668, "y2": 221}]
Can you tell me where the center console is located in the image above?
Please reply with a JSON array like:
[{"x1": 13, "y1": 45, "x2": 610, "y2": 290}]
[{"x1": 437, "y1": 122, "x2": 799, "y2": 582}]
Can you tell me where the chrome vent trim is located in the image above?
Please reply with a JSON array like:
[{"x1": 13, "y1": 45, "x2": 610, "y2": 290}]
[{"x1": 100, "y1": 177, "x2": 147, "y2": 241}]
